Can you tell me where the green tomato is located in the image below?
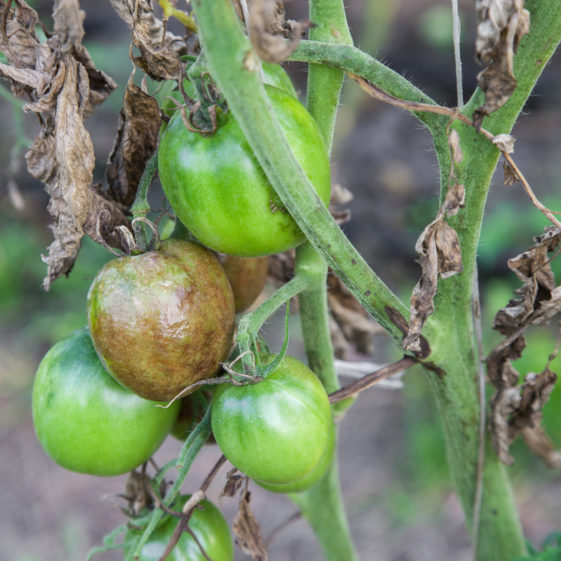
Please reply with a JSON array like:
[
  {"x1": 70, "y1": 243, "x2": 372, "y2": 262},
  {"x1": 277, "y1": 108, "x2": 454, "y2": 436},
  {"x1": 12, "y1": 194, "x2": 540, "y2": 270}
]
[
  {"x1": 124, "y1": 495, "x2": 233, "y2": 561},
  {"x1": 211, "y1": 354, "x2": 331, "y2": 485},
  {"x1": 158, "y1": 86, "x2": 331, "y2": 257},
  {"x1": 256, "y1": 421, "x2": 335, "y2": 494},
  {"x1": 87, "y1": 239, "x2": 235, "y2": 402},
  {"x1": 32, "y1": 329, "x2": 179, "y2": 476}
]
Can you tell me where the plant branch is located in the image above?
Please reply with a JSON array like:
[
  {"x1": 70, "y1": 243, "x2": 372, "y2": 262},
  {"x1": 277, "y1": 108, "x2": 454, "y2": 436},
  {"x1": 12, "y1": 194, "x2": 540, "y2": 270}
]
[
  {"x1": 191, "y1": 0, "x2": 413, "y2": 348},
  {"x1": 328, "y1": 357, "x2": 417, "y2": 404}
]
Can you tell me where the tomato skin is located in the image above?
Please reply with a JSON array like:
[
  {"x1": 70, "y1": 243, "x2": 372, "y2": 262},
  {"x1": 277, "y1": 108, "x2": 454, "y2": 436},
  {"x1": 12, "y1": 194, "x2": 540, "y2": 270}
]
[
  {"x1": 124, "y1": 495, "x2": 233, "y2": 561},
  {"x1": 256, "y1": 422, "x2": 335, "y2": 494},
  {"x1": 220, "y1": 255, "x2": 268, "y2": 313},
  {"x1": 158, "y1": 86, "x2": 331, "y2": 257},
  {"x1": 211, "y1": 354, "x2": 331, "y2": 485},
  {"x1": 32, "y1": 329, "x2": 179, "y2": 476},
  {"x1": 87, "y1": 239, "x2": 235, "y2": 401}
]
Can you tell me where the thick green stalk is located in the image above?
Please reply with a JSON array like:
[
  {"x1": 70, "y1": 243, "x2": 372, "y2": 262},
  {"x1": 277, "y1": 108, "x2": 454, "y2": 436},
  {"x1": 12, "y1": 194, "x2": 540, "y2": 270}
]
[
  {"x1": 426, "y1": 2, "x2": 561, "y2": 559},
  {"x1": 290, "y1": 434, "x2": 354, "y2": 561},
  {"x1": 293, "y1": 2, "x2": 357, "y2": 558},
  {"x1": 191, "y1": 0, "x2": 411, "y2": 346}
]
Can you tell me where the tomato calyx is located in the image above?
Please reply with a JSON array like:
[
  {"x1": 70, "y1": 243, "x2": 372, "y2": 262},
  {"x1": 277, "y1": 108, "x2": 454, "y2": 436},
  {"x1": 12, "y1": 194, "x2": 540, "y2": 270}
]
[{"x1": 168, "y1": 55, "x2": 228, "y2": 136}]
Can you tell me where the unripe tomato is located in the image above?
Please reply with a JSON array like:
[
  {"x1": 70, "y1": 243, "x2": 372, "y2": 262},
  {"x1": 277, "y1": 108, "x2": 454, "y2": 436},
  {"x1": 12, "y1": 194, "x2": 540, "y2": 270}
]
[
  {"x1": 256, "y1": 422, "x2": 335, "y2": 494},
  {"x1": 32, "y1": 329, "x2": 179, "y2": 476},
  {"x1": 211, "y1": 354, "x2": 331, "y2": 485},
  {"x1": 124, "y1": 495, "x2": 233, "y2": 561},
  {"x1": 158, "y1": 86, "x2": 331, "y2": 257},
  {"x1": 87, "y1": 239, "x2": 235, "y2": 402},
  {"x1": 220, "y1": 255, "x2": 268, "y2": 313}
]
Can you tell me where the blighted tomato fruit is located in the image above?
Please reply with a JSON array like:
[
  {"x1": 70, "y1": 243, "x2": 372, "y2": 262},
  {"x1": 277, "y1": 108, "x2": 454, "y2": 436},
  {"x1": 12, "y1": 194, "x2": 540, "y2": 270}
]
[
  {"x1": 87, "y1": 238, "x2": 235, "y2": 401},
  {"x1": 32, "y1": 329, "x2": 179, "y2": 476}
]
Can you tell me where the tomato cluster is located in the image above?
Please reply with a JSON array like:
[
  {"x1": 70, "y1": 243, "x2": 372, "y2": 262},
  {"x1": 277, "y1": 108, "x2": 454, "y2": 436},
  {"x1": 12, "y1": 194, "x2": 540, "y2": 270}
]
[{"x1": 31, "y1": 62, "x2": 333, "y2": 559}]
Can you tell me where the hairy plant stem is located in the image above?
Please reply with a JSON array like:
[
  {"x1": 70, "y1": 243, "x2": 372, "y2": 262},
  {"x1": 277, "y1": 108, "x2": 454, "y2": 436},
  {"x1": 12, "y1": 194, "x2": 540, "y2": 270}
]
[
  {"x1": 191, "y1": 0, "x2": 413, "y2": 346},
  {"x1": 427, "y1": 2, "x2": 561, "y2": 559},
  {"x1": 291, "y1": 2, "x2": 357, "y2": 559}
]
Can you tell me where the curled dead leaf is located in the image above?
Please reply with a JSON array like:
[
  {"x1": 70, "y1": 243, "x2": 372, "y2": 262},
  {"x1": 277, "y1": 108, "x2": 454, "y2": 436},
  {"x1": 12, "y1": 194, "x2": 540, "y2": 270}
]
[
  {"x1": 487, "y1": 227, "x2": 561, "y2": 466},
  {"x1": 108, "y1": 0, "x2": 193, "y2": 80},
  {"x1": 233, "y1": 487, "x2": 269, "y2": 561},
  {"x1": 503, "y1": 160, "x2": 520, "y2": 185},
  {"x1": 474, "y1": 0, "x2": 530, "y2": 123},
  {"x1": 106, "y1": 74, "x2": 161, "y2": 208},
  {"x1": 248, "y1": 0, "x2": 311, "y2": 63},
  {"x1": 403, "y1": 184, "x2": 464, "y2": 353},
  {"x1": 221, "y1": 468, "x2": 246, "y2": 499}
]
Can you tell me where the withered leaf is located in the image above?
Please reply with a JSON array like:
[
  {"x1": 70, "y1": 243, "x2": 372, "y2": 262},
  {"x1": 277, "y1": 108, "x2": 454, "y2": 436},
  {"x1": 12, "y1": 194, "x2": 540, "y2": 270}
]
[
  {"x1": 487, "y1": 226, "x2": 561, "y2": 466},
  {"x1": 232, "y1": 488, "x2": 269, "y2": 561},
  {"x1": 51, "y1": 0, "x2": 117, "y2": 114},
  {"x1": 26, "y1": 57, "x2": 94, "y2": 289},
  {"x1": 490, "y1": 368, "x2": 557, "y2": 465},
  {"x1": 493, "y1": 227, "x2": 561, "y2": 335},
  {"x1": 221, "y1": 468, "x2": 246, "y2": 499},
  {"x1": 403, "y1": 184, "x2": 465, "y2": 353},
  {"x1": 0, "y1": 1, "x2": 44, "y2": 69},
  {"x1": 522, "y1": 425, "x2": 561, "y2": 468},
  {"x1": 248, "y1": 0, "x2": 311, "y2": 63},
  {"x1": 474, "y1": 0, "x2": 530, "y2": 123},
  {"x1": 503, "y1": 160, "x2": 520, "y2": 185},
  {"x1": 25, "y1": 57, "x2": 128, "y2": 289},
  {"x1": 106, "y1": 74, "x2": 161, "y2": 208},
  {"x1": 108, "y1": 0, "x2": 190, "y2": 81}
]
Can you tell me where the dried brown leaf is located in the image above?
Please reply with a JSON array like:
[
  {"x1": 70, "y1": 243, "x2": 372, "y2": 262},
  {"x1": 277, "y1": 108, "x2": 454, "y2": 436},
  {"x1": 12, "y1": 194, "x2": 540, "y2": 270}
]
[
  {"x1": 503, "y1": 160, "x2": 520, "y2": 185},
  {"x1": 403, "y1": 184, "x2": 464, "y2": 353},
  {"x1": 232, "y1": 488, "x2": 269, "y2": 561},
  {"x1": 474, "y1": 0, "x2": 530, "y2": 121},
  {"x1": 25, "y1": 57, "x2": 127, "y2": 289},
  {"x1": 490, "y1": 368, "x2": 557, "y2": 465},
  {"x1": 221, "y1": 468, "x2": 246, "y2": 499},
  {"x1": 522, "y1": 426, "x2": 561, "y2": 468},
  {"x1": 106, "y1": 75, "x2": 161, "y2": 208},
  {"x1": 493, "y1": 227, "x2": 561, "y2": 335},
  {"x1": 51, "y1": 0, "x2": 117, "y2": 114},
  {"x1": 487, "y1": 226, "x2": 561, "y2": 466},
  {"x1": 0, "y1": 1, "x2": 44, "y2": 69},
  {"x1": 248, "y1": 0, "x2": 310, "y2": 63},
  {"x1": 108, "y1": 0, "x2": 190, "y2": 80}
]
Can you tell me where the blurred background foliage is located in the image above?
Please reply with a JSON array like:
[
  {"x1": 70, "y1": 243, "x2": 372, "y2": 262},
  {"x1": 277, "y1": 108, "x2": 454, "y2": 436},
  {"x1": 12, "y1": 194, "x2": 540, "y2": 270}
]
[{"x1": 1, "y1": 0, "x2": 561, "y2": 560}]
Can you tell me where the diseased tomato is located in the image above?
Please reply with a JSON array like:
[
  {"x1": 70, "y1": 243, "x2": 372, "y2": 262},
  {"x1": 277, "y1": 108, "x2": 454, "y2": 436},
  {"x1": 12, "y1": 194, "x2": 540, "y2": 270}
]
[
  {"x1": 211, "y1": 354, "x2": 331, "y2": 485},
  {"x1": 220, "y1": 255, "x2": 269, "y2": 313},
  {"x1": 158, "y1": 86, "x2": 331, "y2": 257},
  {"x1": 87, "y1": 239, "x2": 235, "y2": 402},
  {"x1": 32, "y1": 329, "x2": 179, "y2": 476},
  {"x1": 124, "y1": 495, "x2": 233, "y2": 561}
]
